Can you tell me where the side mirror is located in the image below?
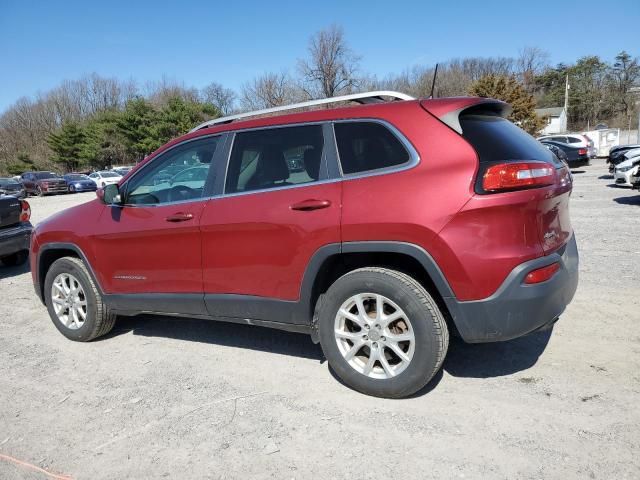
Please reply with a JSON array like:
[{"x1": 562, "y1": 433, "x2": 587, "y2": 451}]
[{"x1": 100, "y1": 184, "x2": 122, "y2": 205}]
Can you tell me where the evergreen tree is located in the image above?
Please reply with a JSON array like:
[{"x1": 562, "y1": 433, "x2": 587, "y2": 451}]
[
  {"x1": 47, "y1": 122, "x2": 86, "y2": 171},
  {"x1": 469, "y1": 74, "x2": 545, "y2": 135}
]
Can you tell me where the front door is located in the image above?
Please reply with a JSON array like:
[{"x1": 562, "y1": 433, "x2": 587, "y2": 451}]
[
  {"x1": 92, "y1": 135, "x2": 223, "y2": 300},
  {"x1": 200, "y1": 124, "x2": 341, "y2": 319}
]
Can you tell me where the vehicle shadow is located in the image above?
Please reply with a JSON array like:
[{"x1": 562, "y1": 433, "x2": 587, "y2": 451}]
[
  {"x1": 0, "y1": 260, "x2": 30, "y2": 280},
  {"x1": 106, "y1": 314, "x2": 324, "y2": 360},
  {"x1": 570, "y1": 170, "x2": 586, "y2": 174},
  {"x1": 613, "y1": 195, "x2": 640, "y2": 205},
  {"x1": 107, "y1": 314, "x2": 553, "y2": 396},
  {"x1": 598, "y1": 175, "x2": 613, "y2": 180}
]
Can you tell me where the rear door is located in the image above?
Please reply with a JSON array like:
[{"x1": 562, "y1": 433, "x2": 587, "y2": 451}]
[
  {"x1": 92, "y1": 135, "x2": 224, "y2": 298},
  {"x1": 200, "y1": 123, "x2": 341, "y2": 313}
]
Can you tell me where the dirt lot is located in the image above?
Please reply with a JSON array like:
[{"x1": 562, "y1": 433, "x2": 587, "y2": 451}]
[{"x1": 1, "y1": 160, "x2": 639, "y2": 480}]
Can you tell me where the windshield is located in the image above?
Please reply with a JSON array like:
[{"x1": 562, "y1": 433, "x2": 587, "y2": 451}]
[
  {"x1": 99, "y1": 172, "x2": 121, "y2": 178},
  {"x1": 34, "y1": 172, "x2": 59, "y2": 179},
  {"x1": 65, "y1": 174, "x2": 89, "y2": 180},
  {"x1": 0, "y1": 178, "x2": 20, "y2": 186}
]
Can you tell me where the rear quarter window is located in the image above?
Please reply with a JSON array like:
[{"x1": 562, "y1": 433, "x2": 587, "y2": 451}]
[{"x1": 334, "y1": 122, "x2": 410, "y2": 175}]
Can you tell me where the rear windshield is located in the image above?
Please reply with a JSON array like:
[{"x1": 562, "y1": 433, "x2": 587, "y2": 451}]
[
  {"x1": 460, "y1": 114, "x2": 560, "y2": 166},
  {"x1": 65, "y1": 174, "x2": 89, "y2": 180},
  {"x1": 99, "y1": 171, "x2": 121, "y2": 178},
  {"x1": 0, "y1": 178, "x2": 20, "y2": 186}
]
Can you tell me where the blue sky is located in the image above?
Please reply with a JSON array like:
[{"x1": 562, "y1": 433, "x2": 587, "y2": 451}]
[{"x1": 1, "y1": 0, "x2": 638, "y2": 112}]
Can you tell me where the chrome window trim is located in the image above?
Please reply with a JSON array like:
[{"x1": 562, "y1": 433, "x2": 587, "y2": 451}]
[
  {"x1": 332, "y1": 119, "x2": 420, "y2": 178},
  {"x1": 113, "y1": 118, "x2": 420, "y2": 205}
]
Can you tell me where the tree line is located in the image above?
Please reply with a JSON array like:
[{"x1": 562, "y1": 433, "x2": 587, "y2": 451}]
[{"x1": 0, "y1": 24, "x2": 638, "y2": 175}]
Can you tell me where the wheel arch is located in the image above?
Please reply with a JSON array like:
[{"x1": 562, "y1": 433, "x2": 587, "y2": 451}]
[
  {"x1": 36, "y1": 243, "x2": 103, "y2": 304},
  {"x1": 303, "y1": 242, "x2": 460, "y2": 340}
]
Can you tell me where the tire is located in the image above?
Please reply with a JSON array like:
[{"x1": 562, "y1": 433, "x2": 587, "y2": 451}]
[
  {"x1": 317, "y1": 267, "x2": 448, "y2": 398},
  {"x1": 0, "y1": 250, "x2": 28, "y2": 266},
  {"x1": 44, "y1": 256, "x2": 116, "y2": 341},
  {"x1": 36, "y1": 186, "x2": 44, "y2": 197},
  {"x1": 69, "y1": 185, "x2": 75, "y2": 193}
]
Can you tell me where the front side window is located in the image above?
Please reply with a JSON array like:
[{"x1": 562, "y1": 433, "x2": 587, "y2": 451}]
[
  {"x1": 334, "y1": 122, "x2": 410, "y2": 175},
  {"x1": 125, "y1": 136, "x2": 220, "y2": 205},
  {"x1": 225, "y1": 125, "x2": 324, "y2": 193}
]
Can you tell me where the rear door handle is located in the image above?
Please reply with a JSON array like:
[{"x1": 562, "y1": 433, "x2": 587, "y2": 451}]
[
  {"x1": 290, "y1": 199, "x2": 332, "y2": 211},
  {"x1": 165, "y1": 212, "x2": 194, "y2": 222}
]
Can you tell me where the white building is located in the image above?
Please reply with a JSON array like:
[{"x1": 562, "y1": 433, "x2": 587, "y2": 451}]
[{"x1": 536, "y1": 107, "x2": 567, "y2": 135}]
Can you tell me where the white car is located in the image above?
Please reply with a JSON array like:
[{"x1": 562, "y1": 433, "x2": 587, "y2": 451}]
[
  {"x1": 537, "y1": 134, "x2": 596, "y2": 157},
  {"x1": 630, "y1": 166, "x2": 640, "y2": 190},
  {"x1": 613, "y1": 156, "x2": 640, "y2": 187},
  {"x1": 89, "y1": 171, "x2": 122, "y2": 188}
]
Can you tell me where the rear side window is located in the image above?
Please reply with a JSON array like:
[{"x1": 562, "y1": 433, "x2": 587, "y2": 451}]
[
  {"x1": 334, "y1": 122, "x2": 410, "y2": 175},
  {"x1": 225, "y1": 125, "x2": 324, "y2": 194},
  {"x1": 568, "y1": 137, "x2": 581, "y2": 144},
  {"x1": 459, "y1": 114, "x2": 559, "y2": 166}
]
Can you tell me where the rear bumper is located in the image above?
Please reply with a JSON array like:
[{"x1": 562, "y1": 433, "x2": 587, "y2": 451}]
[
  {"x1": 445, "y1": 234, "x2": 579, "y2": 343},
  {"x1": 0, "y1": 222, "x2": 33, "y2": 258}
]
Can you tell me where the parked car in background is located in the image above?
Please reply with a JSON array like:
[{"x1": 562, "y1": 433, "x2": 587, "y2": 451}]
[
  {"x1": 542, "y1": 143, "x2": 569, "y2": 165},
  {"x1": 63, "y1": 174, "x2": 98, "y2": 193},
  {"x1": 112, "y1": 166, "x2": 133, "y2": 176},
  {"x1": 630, "y1": 166, "x2": 640, "y2": 190},
  {"x1": 608, "y1": 147, "x2": 640, "y2": 173},
  {"x1": 539, "y1": 140, "x2": 590, "y2": 167},
  {"x1": 29, "y1": 91, "x2": 578, "y2": 398},
  {"x1": 0, "y1": 177, "x2": 27, "y2": 198},
  {"x1": 613, "y1": 156, "x2": 640, "y2": 186},
  {"x1": 20, "y1": 172, "x2": 68, "y2": 196},
  {"x1": 538, "y1": 134, "x2": 595, "y2": 158},
  {"x1": 88, "y1": 171, "x2": 122, "y2": 188},
  {"x1": 0, "y1": 196, "x2": 31, "y2": 266}
]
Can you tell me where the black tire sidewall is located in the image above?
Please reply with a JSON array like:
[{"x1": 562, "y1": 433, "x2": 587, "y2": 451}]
[
  {"x1": 44, "y1": 258, "x2": 100, "y2": 341},
  {"x1": 318, "y1": 270, "x2": 443, "y2": 398}
]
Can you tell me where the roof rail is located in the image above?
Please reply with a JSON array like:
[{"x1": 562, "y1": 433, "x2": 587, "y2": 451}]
[{"x1": 190, "y1": 90, "x2": 415, "y2": 132}]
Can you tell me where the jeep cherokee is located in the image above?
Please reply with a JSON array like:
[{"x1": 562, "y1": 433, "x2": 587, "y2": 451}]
[{"x1": 30, "y1": 91, "x2": 579, "y2": 398}]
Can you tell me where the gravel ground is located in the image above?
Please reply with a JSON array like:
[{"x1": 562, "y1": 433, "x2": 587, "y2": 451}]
[{"x1": 1, "y1": 160, "x2": 639, "y2": 480}]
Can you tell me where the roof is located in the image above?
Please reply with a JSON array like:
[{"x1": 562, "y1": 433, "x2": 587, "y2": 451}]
[{"x1": 535, "y1": 107, "x2": 564, "y2": 117}]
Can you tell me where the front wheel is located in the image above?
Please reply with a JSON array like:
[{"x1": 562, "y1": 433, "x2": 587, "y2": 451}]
[
  {"x1": 317, "y1": 267, "x2": 449, "y2": 398},
  {"x1": 44, "y1": 257, "x2": 116, "y2": 341}
]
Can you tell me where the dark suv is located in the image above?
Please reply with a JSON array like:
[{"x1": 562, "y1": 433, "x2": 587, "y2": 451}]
[{"x1": 30, "y1": 92, "x2": 579, "y2": 398}]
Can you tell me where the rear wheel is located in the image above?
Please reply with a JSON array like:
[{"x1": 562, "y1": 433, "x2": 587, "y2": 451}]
[
  {"x1": 44, "y1": 257, "x2": 116, "y2": 341},
  {"x1": 317, "y1": 267, "x2": 449, "y2": 398},
  {"x1": 36, "y1": 186, "x2": 44, "y2": 196}
]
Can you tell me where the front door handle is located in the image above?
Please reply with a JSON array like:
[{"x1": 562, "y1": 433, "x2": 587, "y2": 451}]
[
  {"x1": 165, "y1": 212, "x2": 194, "y2": 222},
  {"x1": 290, "y1": 199, "x2": 332, "y2": 211}
]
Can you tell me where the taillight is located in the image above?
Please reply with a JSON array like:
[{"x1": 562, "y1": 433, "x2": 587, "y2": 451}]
[
  {"x1": 578, "y1": 148, "x2": 587, "y2": 155},
  {"x1": 482, "y1": 161, "x2": 556, "y2": 192},
  {"x1": 19, "y1": 200, "x2": 31, "y2": 222},
  {"x1": 524, "y1": 262, "x2": 560, "y2": 284}
]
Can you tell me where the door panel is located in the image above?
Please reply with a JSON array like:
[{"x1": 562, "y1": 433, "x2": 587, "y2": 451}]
[
  {"x1": 93, "y1": 201, "x2": 206, "y2": 294},
  {"x1": 200, "y1": 182, "x2": 341, "y2": 302}
]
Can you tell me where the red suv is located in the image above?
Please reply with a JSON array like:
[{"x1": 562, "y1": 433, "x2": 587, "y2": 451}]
[{"x1": 30, "y1": 92, "x2": 578, "y2": 398}]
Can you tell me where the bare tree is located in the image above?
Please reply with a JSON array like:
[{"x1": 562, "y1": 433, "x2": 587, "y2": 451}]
[
  {"x1": 516, "y1": 47, "x2": 550, "y2": 92},
  {"x1": 298, "y1": 24, "x2": 360, "y2": 99},
  {"x1": 201, "y1": 82, "x2": 237, "y2": 115},
  {"x1": 240, "y1": 72, "x2": 299, "y2": 111}
]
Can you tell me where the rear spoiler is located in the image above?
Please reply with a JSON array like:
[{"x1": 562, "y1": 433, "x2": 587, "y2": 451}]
[{"x1": 420, "y1": 97, "x2": 511, "y2": 134}]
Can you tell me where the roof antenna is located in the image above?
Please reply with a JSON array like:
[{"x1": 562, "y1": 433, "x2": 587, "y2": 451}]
[{"x1": 429, "y1": 63, "x2": 439, "y2": 99}]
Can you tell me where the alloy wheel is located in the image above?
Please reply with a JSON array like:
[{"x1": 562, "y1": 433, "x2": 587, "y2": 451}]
[
  {"x1": 334, "y1": 293, "x2": 415, "y2": 379},
  {"x1": 51, "y1": 273, "x2": 88, "y2": 330}
]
